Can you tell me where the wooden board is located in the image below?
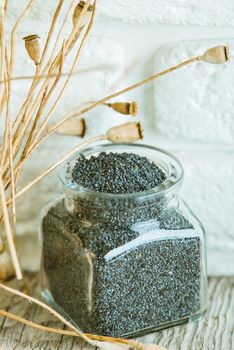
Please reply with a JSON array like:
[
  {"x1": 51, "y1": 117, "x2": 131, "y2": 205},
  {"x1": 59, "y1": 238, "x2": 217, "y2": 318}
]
[{"x1": 0, "y1": 277, "x2": 233, "y2": 349}]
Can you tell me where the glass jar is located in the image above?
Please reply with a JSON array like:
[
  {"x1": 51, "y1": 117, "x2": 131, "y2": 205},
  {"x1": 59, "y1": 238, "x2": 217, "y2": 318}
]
[{"x1": 39, "y1": 143, "x2": 207, "y2": 338}]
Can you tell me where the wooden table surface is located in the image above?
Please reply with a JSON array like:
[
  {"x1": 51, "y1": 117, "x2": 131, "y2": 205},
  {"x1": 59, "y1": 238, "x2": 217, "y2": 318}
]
[{"x1": 0, "y1": 277, "x2": 233, "y2": 350}]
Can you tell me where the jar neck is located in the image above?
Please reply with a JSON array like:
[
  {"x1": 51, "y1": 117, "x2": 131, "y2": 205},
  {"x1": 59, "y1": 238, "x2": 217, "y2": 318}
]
[
  {"x1": 63, "y1": 187, "x2": 180, "y2": 213},
  {"x1": 59, "y1": 143, "x2": 184, "y2": 214}
]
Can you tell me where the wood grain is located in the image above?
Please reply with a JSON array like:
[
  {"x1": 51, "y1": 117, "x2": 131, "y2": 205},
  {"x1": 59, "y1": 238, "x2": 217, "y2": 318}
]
[{"x1": 0, "y1": 277, "x2": 233, "y2": 349}]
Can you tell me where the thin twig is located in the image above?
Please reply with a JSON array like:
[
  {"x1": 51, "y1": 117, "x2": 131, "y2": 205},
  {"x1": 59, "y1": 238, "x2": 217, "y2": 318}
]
[
  {"x1": 0, "y1": 174, "x2": 22, "y2": 280},
  {"x1": 0, "y1": 283, "x2": 98, "y2": 347},
  {"x1": 0, "y1": 308, "x2": 142, "y2": 349},
  {"x1": 10, "y1": 0, "x2": 66, "y2": 154},
  {"x1": 0, "y1": 65, "x2": 116, "y2": 84},
  {"x1": 29, "y1": 0, "x2": 94, "y2": 148},
  {"x1": 38, "y1": 0, "x2": 64, "y2": 71},
  {"x1": 9, "y1": 0, "x2": 93, "y2": 175},
  {"x1": 4, "y1": 0, "x2": 8, "y2": 14},
  {"x1": 1, "y1": 0, "x2": 36, "y2": 185},
  {"x1": 44, "y1": 0, "x2": 76, "y2": 71},
  {"x1": 5, "y1": 47, "x2": 16, "y2": 223},
  {"x1": 20, "y1": 43, "x2": 65, "y2": 161},
  {"x1": 0, "y1": 3, "x2": 6, "y2": 112}
]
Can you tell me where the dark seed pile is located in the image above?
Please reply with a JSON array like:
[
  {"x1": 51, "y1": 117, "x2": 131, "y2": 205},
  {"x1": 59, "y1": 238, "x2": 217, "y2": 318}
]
[
  {"x1": 42, "y1": 151, "x2": 202, "y2": 337},
  {"x1": 71, "y1": 152, "x2": 167, "y2": 193}
]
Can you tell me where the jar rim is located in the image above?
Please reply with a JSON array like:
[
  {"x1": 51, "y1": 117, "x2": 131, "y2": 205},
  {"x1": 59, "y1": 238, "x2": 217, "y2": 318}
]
[{"x1": 59, "y1": 143, "x2": 184, "y2": 203}]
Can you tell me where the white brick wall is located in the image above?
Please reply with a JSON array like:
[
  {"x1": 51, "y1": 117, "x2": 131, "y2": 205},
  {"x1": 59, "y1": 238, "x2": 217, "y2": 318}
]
[
  {"x1": 153, "y1": 40, "x2": 234, "y2": 143},
  {"x1": 7, "y1": 0, "x2": 234, "y2": 26},
  {"x1": 2, "y1": 1, "x2": 234, "y2": 275}
]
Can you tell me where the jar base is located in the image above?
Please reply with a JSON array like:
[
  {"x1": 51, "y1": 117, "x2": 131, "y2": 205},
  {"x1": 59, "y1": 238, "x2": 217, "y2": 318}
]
[
  {"x1": 41, "y1": 289, "x2": 206, "y2": 339},
  {"x1": 121, "y1": 309, "x2": 206, "y2": 338}
]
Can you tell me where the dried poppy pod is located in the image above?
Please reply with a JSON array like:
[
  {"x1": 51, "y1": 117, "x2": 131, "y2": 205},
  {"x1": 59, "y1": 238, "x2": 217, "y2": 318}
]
[
  {"x1": 200, "y1": 45, "x2": 229, "y2": 64},
  {"x1": 72, "y1": 1, "x2": 93, "y2": 31},
  {"x1": 106, "y1": 121, "x2": 144, "y2": 143},
  {"x1": 23, "y1": 34, "x2": 41, "y2": 65},
  {"x1": 107, "y1": 101, "x2": 138, "y2": 116},
  {"x1": 56, "y1": 118, "x2": 86, "y2": 137}
]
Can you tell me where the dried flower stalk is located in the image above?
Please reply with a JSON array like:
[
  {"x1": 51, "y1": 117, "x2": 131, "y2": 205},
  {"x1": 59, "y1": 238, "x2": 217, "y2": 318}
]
[
  {"x1": 0, "y1": 309, "x2": 137, "y2": 348},
  {"x1": 0, "y1": 64, "x2": 117, "y2": 84},
  {"x1": 0, "y1": 174, "x2": 22, "y2": 279},
  {"x1": 26, "y1": 0, "x2": 94, "y2": 150},
  {"x1": 7, "y1": 0, "x2": 93, "y2": 176}
]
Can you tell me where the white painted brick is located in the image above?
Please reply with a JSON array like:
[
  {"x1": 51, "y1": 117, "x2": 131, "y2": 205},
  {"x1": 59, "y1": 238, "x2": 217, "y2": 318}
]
[
  {"x1": 153, "y1": 39, "x2": 234, "y2": 144},
  {"x1": 6, "y1": 0, "x2": 234, "y2": 26}
]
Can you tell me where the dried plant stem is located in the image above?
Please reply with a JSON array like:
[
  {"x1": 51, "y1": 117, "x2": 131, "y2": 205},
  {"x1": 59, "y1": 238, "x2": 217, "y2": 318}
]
[
  {"x1": 0, "y1": 3, "x2": 6, "y2": 108},
  {"x1": 8, "y1": 1, "x2": 93, "y2": 175},
  {"x1": 0, "y1": 90, "x2": 6, "y2": 115},
  {"x1": 29, "y1": 0, "x2": 94, "y2": 149},
  {"x1": 0, "y1": 174, "x2": 22, "y2": 280},
  {"x1": 38, "y1": 0, "x2": 64, "y2": 71},
  {"x1": 2, "y1": 2, "x2": 96, "y2": 193},
  {"x1": 0, "y1": 66, "x2": 8, "y2": 169},
  {"x1": 1, "y1": 0, "x2": 37, "y2": 177},
  {"x1": 10, "y1": 0, "x2": 78, "y2": 159},
  {"x1": 5, "y1": 49, "x2": 16, "y2": 223},
  {"x1": 0, "y1": 65, "x2": 113, "y2": 84},
  {"x1": 39, "y1": 0, "x2": 75, "y2": 73},
  {"x1": 20, "y1": 46, "x2": 65, "y2": 161},
  {"x1": 11, "y1": 65, "x2": 39, "y2": 133},
  {"x1": 0, "y1": 283, "x2": 98, "y2": 348},
  {"x1": 4, "y1": 0, "x2": 8, "y2": 14},
  {"x1": 0, "y1": 308, "x2": 142, "y2": 349},
  {"x1": 21, "y1": 87, "x2": 48, "y2": 160},
  {"x1": 35, "y1": 0, "x2": 79, "y2": 85},
  {"x1": 29, "y1": 56, "x2": 201, "y2": 156},
  {"x1": 11, "y1": 0, "x2": 67, "y2": 133}
]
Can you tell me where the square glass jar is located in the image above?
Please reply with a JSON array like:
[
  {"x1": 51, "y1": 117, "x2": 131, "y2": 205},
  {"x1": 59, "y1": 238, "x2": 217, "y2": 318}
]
[{"x1": 39, "y1": 144, "x2": 207, "y2": 338}]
